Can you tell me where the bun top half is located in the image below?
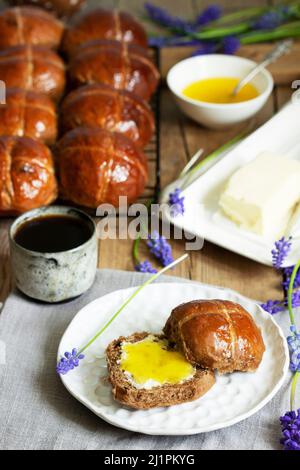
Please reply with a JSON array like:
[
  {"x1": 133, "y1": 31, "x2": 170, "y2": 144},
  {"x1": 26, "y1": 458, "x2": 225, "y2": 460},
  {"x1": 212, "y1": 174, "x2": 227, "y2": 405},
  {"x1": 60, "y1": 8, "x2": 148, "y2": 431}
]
[{"x1": 164, "y1": 299, "x2": 265, "y2": 374}]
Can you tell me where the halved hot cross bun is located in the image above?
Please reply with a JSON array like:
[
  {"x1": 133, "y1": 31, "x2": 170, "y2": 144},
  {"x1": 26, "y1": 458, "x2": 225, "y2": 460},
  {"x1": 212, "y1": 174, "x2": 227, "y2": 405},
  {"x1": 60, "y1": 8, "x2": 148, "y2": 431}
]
[{"x1": 163, "y1": 299, "x2": 265, "y2": 374}]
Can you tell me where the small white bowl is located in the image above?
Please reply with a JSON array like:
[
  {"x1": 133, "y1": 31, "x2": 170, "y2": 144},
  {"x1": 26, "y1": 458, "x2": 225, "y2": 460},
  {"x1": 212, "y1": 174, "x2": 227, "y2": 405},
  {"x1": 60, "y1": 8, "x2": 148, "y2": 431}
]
[{"x1": 167, "y1": 54, "x2": 274, "y2": 129}]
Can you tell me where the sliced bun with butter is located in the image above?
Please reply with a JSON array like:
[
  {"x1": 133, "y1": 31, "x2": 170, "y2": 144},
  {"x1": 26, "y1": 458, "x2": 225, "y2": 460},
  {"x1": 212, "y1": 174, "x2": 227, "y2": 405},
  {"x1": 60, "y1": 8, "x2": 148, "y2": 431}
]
[
  {"x1": 106, "y1": 300, "x2": 265, "y2": 409},
  {"x1": 164, "y1": 299, "x2": 265, "y2": 374},
  {"x1": 106, "y1": 332, "x2": 215, "y2": 410}
]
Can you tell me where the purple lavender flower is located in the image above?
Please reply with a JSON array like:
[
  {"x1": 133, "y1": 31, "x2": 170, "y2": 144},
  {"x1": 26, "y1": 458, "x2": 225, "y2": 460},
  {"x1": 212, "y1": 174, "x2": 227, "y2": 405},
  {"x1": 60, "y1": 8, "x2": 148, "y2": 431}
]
[
  {"x1": 148, "y1": 35, "x2": 201, "y2": 48},
  {"x1": 135, "y1": 260, "x2": 157, "y2": 273},
  {"x1": 147, "y1": 231, "x2": 174, "y2": 267},
  {"x1": 261, "y1": 299, "x2": 284, "y2": 315},
  {"x1": 191, "y1": 41, "x2": 218, "y2": 56},
  {"x1": 253, "y1": 10, "x2": 285, "y2": 30},
  {"x1": 144, "y1": 3, "x2": 193, "y2": 33},
  {"x1": 56, "y1": 348, "x2": 84, "y2": 375},
  {"x1": 287, "y1": 326, "x2": 300, "y2": 373},
  {"x1": 168, "y1": 188, "x2": 185, "y2": 216},
  {"x1": 195, "y1": 5, "x2": 222, "y2": 27},
  {"x1": 289, "y1": 290, "x2": 300, "y2": 309},
  {"x1": 282, "y1": 266, "x2": 300, "y2": 291},
  {"x1": 223, "y1": 36, "x2": 241, "y2": 55},
  {"x1": 271, "y1": 237, "x2": 292, "y2": 269},
  {"x1": 148, "y1": 36, "x2": 171, "y2": 47},
  {"x1": 280, "y1": 409, "x2": 300, "y2": 450},
  {"x1": 261, "y1": 290, "x2": 300, "y2": 315}
]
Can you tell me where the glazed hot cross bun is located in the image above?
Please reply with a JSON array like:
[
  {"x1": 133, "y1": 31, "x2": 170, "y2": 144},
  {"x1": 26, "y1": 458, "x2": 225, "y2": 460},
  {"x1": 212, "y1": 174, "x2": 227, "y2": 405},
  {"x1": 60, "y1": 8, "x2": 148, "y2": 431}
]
[{"x1": 164, "y1": 299, "x2": 265, "y2": 374}]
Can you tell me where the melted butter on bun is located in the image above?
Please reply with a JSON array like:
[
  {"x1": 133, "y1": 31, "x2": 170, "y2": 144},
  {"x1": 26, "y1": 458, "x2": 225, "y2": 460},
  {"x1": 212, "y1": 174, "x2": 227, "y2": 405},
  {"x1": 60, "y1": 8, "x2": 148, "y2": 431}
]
[{"x1": 120, "y1": 335, "x2": 195, "y2": 389}]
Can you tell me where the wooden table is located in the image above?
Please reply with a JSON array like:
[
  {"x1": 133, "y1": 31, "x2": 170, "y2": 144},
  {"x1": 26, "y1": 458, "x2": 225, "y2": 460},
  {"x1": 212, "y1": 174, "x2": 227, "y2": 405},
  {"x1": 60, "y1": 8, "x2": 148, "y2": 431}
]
[{"x1": 1, "y1": 0, "x2": 297, "y2": 304}]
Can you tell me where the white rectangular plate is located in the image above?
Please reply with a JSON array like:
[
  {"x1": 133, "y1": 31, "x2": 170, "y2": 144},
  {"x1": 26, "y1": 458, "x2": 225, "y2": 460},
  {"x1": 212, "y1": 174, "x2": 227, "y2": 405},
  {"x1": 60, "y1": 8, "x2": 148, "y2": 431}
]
[{"x1": 161, "y1": 101, "x2": 300, "y2": 266}]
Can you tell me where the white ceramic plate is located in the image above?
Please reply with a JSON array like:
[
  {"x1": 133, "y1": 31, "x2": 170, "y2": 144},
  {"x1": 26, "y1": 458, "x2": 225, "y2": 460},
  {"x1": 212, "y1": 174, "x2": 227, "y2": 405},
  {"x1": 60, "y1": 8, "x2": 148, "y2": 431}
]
[
  {"x1": 58, "y1": 282, "x2": 289, "y2": 435},
  {"x1": 161, "y1": 101, "x2": 300, "y2": 267}
]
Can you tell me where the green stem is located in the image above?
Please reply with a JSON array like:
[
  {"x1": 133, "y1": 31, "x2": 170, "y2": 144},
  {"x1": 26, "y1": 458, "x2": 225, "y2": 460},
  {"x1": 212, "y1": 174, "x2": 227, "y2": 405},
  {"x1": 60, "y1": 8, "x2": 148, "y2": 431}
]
[
  {"x1": 276, "y1": 20, "x2": 300, "y2": 30},
  {"x1": 132, "y1": 199, "x2": 153, "y2": 265},
  {"x1": 290, "y1": 371, "x2": 300, "y2": 411},
  {"x1": 240, "y1": 28, "x2": 300, "y2": 44},
  {"x1": 208, "y1": 7, "x2": 268, "y2": 26},
  {"x1": 132, "y1": 236, "x2": 141, "y2": 264},
  {"x1": 191, "y1": 23, "x2": 250, "y2": 40},
  {"x1": 182, "y1": 131, "x2": 248, "y2": 190},
  {"x1": 287, "y1": 260, "x2": 300, "y2": 326},
  {"x1": 287, "y1": 258, "x2": 300, "y2": 411},
  {"x1": 77, "y1": 254, "x2": 188, "y2": 355}
]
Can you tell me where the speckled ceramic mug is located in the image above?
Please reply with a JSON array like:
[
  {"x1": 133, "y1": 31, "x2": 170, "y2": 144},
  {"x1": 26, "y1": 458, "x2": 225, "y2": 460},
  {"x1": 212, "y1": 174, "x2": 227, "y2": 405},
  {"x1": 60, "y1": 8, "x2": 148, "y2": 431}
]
[{"x1": 9, "y1": 206, "x2": 98, "y2": 303}]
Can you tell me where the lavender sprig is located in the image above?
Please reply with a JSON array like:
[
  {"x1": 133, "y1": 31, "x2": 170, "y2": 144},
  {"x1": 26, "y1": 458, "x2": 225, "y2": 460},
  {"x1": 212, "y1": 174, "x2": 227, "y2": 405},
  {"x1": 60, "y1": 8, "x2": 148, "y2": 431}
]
[
  {"x1": 261, "y1": 237, "x2": 296, "y2": 315},
  {"x1": 144, "y1": 3, "x2": 193, "y2": 33},
  {"x1": 56, "y1": 349, "x2": 84, "y2": 375},
  {"x1": 135, "y1": 260, "x2": 157, "y2": 274},
  {"x1": 261, "y1": 299, "x2": 285, "y2": 315},
  {"x1": 223, "y1": 36, "x2": 241, "y2": 54},
  {"x1": 261, "y1": 291, "x2": 300, "y2": 315},
  {"x1": 145, "y1": 3, "x2": 223, "y2": 34},
  {"x1": 145, "y1": 3, "x2": 300, "y2": 53},
  {"x1": 253, "y1": 6, "x2": 291, "y2": 31},
  {"x1": 279, "y1": 247, "x2": 300, "y2": 450},
  {"x1": 148, "y1": 36, "x2": 201, "y2": 47},
  {"x1": 288, "y1": 326, "x2": 300, "y2": 373},
  {"x1": 280, "y1": 409, "x2": 300, "y2": 450},
  {"x1": 147, "y1": 231, "x2": 174, "y2": 267},
  {"x1": 191, "y1": 41, "x2": 218, "y2": 56},
  {"x1": 283, "y1": 266, "x2": 300, "y2": 291},
  {"x1": 168, "y1": 188, "x2": 185, "y2": 216},
  {"x1": 195, "y1": 5, "x2": 222, "y2": 27},
  {"x1": 271, "y1": 237, "x2": 292, "y2": 269}
]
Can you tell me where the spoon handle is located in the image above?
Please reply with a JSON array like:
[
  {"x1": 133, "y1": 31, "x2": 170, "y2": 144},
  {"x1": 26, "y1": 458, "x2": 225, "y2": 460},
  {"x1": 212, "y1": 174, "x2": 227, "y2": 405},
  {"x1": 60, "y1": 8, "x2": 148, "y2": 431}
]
[{"x1": 232, "y1": 39, "x2": 293, "y2": 96}]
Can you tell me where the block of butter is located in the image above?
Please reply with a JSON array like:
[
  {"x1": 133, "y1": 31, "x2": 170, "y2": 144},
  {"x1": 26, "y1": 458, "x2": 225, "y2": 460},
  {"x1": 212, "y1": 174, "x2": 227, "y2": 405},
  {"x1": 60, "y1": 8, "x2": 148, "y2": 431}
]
[{"x1": 219, "y1": 152, "x2": 300, "y2": 238}]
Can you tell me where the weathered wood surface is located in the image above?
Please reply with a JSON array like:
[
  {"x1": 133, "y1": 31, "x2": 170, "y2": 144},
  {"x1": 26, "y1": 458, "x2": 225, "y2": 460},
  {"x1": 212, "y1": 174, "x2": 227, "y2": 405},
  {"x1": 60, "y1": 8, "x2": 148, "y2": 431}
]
[
  {"x1": 0, "y1": 0, "x2": 295, "y2": 304},
  {"x1": 160, "y1": 43, "x2": 300, "y2": 83}
]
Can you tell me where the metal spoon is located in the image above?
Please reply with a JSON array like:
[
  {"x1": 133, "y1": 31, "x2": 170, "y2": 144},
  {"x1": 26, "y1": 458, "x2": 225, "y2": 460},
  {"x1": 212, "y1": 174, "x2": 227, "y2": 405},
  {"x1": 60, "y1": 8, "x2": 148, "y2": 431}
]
[{"x1": 231, "y1": 39, "x2": 293, "y2": 97}]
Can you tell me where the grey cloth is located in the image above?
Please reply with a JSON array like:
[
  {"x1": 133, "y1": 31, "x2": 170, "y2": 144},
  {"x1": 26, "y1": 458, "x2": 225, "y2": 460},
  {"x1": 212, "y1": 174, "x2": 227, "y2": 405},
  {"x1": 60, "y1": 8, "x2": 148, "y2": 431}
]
[{"x1": 0, "y1": 269, "x2": 292, "y2": 450}]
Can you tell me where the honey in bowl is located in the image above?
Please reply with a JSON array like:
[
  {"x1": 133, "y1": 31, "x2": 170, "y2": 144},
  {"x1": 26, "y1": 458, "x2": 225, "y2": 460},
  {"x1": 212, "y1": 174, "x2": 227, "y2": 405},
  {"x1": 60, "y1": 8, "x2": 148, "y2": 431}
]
[{"x1": 182, "y1": 77, "x2": 259, "y2": 104}]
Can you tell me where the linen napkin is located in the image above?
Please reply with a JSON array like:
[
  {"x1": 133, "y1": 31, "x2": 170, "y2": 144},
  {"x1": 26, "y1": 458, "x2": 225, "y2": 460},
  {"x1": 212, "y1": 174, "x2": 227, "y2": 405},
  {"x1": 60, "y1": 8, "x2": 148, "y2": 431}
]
[{"x1": 0, "y1": 269, "x2": 292, "y2": 450}]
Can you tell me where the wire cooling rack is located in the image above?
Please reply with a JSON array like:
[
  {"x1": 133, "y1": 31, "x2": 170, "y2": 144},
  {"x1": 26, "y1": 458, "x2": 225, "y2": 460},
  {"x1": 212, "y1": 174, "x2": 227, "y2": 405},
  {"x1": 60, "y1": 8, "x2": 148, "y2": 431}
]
[{"x1": 139, "y1": 47, "x2": 161, "y2": 204}]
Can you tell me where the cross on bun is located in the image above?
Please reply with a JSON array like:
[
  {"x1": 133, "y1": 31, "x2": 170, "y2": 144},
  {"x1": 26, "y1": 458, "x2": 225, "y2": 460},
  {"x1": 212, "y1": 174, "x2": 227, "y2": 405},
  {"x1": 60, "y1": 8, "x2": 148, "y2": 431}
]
[
  {"x1": 163, "y1": 300, "x2": 265, "y2": 374},
  {"x1": 68, "y1": 39, "x2": 159, "y2": 101},
  {"x1": 0, "y1": 6, "x2": 64, "y2": 50},
  {"x1": 0, "y1": 45, "x2": 65, "y2": 101},
  {"x1": 56, "y1": 127, "x2": 148, "y2": 208},
  {"x1": 60, "y1": 84, "x2": 155, "y2": 148},
  {"x1": 63, "y1": 8, "x2": 148, "y2": 56},
  {"x1": 0, "y1": 88, "x2": 57, "y2": 144},
  {"x1": 7, "y1": 0, "x2": 85, "y2": 18},
  {"x1": 0, "y1": 136, "x2": 57, "y2": 215}
]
